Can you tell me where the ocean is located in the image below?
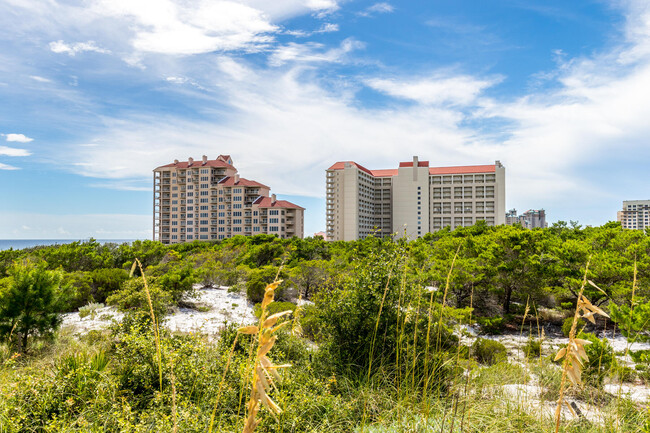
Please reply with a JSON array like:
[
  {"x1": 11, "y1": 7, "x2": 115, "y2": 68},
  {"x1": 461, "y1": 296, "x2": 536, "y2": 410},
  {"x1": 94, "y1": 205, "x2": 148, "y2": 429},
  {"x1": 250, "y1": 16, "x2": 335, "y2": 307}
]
[{"x1": 0, "y1": 239, "x2": 139, "y2": 251}]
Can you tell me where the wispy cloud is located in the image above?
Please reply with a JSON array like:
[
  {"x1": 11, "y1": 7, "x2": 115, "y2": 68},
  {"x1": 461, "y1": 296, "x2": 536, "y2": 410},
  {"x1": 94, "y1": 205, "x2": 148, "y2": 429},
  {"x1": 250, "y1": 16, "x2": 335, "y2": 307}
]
[
  {"x1": 4, "y1": 133, "x2": 33, "y2": 143},
  {"x1": 91, "y1": 0, "x2": 278, "y2": 55},
  {"x1": 366, "y1": 74, "x2": 500, "y2": 106},
  {"x1": 30, "y1": 75, "x2": 52, "y2": 83},
  {"x1": 285, "y1": 22, "x2": 339, "y2": 37},
  {"x1": 0, "y1": 146, "x2": 31, "y2": 157},
  {"x1": 0, "y1": 162, "x2": 19, "y2": 170},
  {"x1": 49, "y1": 40, "x2": 111, "y2": 56},
  {"x1": 269, "y1": 38, "x2": 364, "y2": 66},
  {"x1": 358, "y1": 2, "x2": 394, "y2": 17}
]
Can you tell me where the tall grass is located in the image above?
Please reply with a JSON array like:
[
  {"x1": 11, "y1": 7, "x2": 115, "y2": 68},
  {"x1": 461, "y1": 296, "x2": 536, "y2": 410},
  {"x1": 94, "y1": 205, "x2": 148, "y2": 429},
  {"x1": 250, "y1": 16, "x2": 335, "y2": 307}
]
[{"x1": 239, "y1": 280, "x2": 292, "y2": 433}]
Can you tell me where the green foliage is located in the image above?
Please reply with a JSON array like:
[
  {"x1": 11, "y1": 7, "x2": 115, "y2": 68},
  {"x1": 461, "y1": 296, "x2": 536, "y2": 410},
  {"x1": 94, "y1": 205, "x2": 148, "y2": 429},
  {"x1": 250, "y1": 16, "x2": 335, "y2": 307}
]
[
  {"x1": 477, "y1": 316, "x2": 505, "y2": 335},
  {"x1": 106, "y1": 277, "x2": 172, "y2": 322},
  {"x1": 245, "y1": 266, "x2": 287, "y2": 303},
  {"x1": 253, "y1": 300, "x2": 296, "y2": 318},
  {"x1": 472, "y1": 338, "x2": 507, "y2": 365},
  {"x1": 523, "y1": 337, "x2": 542, "y2": 358},
  {"x1": 89, "y1": 267, "x2": 130, "y2": 302},
  {"x1": 0, "y1": 264, "x2": 63, "y2": 352},
  {"x1": 576, "y1": 331, "x2": 615, "y2": 387},
  {"x1": 630, "y1": 349, "x2": 650, "y2": 363},
  {"x1": 78, "y1": 302, "x2": 105, "y2": 319},
  {"x1": 562, "y1": 316, "x2": 586, "y2": 337},
  {"x1": 155, "y1": 265, "x2": 197, "y2": 302},
  {"x1": 611, "y1": 301, "x2": 650, "y2": 342}
]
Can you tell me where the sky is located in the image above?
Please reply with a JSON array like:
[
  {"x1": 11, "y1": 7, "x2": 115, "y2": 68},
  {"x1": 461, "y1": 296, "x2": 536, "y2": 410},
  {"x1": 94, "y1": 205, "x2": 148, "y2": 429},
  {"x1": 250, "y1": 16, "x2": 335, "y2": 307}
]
[{"x1": 1, "y1": 0, "x2": 650, "y2": 239}]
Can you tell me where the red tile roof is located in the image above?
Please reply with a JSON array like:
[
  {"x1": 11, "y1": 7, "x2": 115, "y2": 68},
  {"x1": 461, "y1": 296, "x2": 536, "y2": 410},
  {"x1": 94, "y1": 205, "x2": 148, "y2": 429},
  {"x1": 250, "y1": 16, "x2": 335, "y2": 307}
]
[
  {"x1": 428, "y1": 165, "x2": 495, "y2": 175},
  {"x1": 327, "y1": 161, "x2": 374, "y2": 176},
  {"x1": 399, "y1": 161, "x2": 430, "y2": 167},
  {"x1": 155, "y1": 158, "x2": 235, "y2": 170},
  {"x1": 328, "y1": 160, "x2": 496, "y2": 177},
  {"x1": 371, "y1": 169, "x2": 398, "y2": 177},
  {"x1": 327, "y1": 162, "x2": 397, "y2": 177},
  {"x1": 253, "y1": 196, "x2": 305, "y2": 209},
  {"x1": 218, "y1": 176, "x2": 269, "y2": 189}
]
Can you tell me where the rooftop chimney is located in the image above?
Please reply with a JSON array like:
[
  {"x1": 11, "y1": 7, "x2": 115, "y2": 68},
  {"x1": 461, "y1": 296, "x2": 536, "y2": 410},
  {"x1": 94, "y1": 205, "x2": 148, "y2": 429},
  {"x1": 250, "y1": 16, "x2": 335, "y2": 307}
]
[
  {"x1": 202, "y1": 155, "x2": 208, "y2": 164},
  {"x1": 413, "y1": 156, "x2": 419, "y2": 181},
  {"x1": 188, "y1": 157, "x2": 194, "y2": 166},
  {"x1": 174, "y1": 159, "x2": 179, "y2": 165},
  {"x1": 271, "y1": 194, "x2": 276, "y2": 204},
  {"x1": 234, "y1": 173, "x2": 240, "y2": 183}
]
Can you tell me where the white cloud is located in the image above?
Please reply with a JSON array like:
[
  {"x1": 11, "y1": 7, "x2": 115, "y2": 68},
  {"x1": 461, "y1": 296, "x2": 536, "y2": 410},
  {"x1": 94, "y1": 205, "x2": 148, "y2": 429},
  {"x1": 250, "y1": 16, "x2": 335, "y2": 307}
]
[
  {"x1": 166, "y1": 76, "x2": 188, "y2": 84},
  {"x1": 358, "y1": 2, "x2": 394, "y2": 17},
  {"x1": 0, "y1": 163, "x2": 19, "y2": 170},
  {"x1": 5, "y1": 133, "x2": 33, "y2": 143},
  {"x1": 269, "y1": 38, "x2": 364, "y2": 66},
  {"x1": 306, "y1": 0, "x2": 339, "y2": 14},
  {"x1": 0, "y1": 146, "x2": 31, "y2": 157},
  {"x1": 91, "y1": 0, "x2": 278, "y2": 55},
  {"x1": 366, "y1": 74, "x2": 499, "y2": 106},
  {"x1": 49, "y1": 40, "x2": 111, "y2": 56},
  {"x1": 286, "y1": 22, "x2": 339, "y2": 37},
  {"x1": 30, "y1": 75, "x2": 52, "y2": 83}
]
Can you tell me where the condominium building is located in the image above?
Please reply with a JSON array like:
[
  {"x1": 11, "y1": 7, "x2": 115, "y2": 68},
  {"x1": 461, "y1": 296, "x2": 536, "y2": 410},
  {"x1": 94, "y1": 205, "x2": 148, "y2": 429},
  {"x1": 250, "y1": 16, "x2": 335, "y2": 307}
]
[
  {"x1": 326, "y1": 157, "x2": 506, "y2": 241},
  {"x1": 617, "y1": 200, "x2": 650, "y2": 230},
  {"x1": 154, "y1": 155, "x2": 304, "y2": 244},
  {"x1": 506, "y1": 208, "x2": 547, "y2": 229}
]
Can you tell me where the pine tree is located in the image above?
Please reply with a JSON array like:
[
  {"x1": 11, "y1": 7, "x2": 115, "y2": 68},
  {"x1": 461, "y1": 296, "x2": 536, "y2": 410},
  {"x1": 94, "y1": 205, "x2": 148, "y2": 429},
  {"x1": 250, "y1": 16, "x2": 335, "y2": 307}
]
[{"x1": 0, "y1": 264, "x2": 62, "y2": 352}]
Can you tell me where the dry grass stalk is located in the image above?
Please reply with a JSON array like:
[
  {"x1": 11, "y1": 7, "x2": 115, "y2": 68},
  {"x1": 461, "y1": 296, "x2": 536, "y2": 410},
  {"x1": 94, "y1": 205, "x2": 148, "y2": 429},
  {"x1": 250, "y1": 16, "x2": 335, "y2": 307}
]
[
  {"x1": 291, "y1": 294, "x2": 303, "y2": 338},
  {"x1": 208, "y1": 331, "x2": 240, "y2": 433},
  {"x1": 553, "y1": 261, "x2": 609, "y2": 433},
  {"x1": 240, "y1": 280, "x2": 292, "y2": 433},
  {"x1": 130, "y1": 258, "x2": 163, "y2": 393},
  {"x1": 170, "y1": 357, "x2": 178, "y2": 433}
]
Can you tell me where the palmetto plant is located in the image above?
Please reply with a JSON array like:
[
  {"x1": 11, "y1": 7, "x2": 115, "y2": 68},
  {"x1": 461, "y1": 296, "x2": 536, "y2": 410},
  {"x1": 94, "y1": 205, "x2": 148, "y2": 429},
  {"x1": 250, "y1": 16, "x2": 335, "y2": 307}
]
[{"x1": 239, "y1": 280, "x2": 292, "y2": 433}]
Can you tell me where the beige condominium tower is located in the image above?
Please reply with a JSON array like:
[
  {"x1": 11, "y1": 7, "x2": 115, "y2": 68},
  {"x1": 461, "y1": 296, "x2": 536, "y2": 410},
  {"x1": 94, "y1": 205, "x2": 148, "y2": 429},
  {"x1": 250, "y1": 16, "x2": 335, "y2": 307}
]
[
  {"x1": 326, "y1": 157, "x2": 505, "y2": 241},
  {"x1": 617, "y1": 200, "x2": 650, "y2": 230},
  {"x1": 154, "y1": 155, "x2": 304, "y2": 244}
]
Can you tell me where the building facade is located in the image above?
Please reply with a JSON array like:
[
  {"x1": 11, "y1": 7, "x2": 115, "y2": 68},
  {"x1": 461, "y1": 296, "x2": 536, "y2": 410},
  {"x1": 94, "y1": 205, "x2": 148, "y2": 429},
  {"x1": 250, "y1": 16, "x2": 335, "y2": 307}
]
[
  {"x1": 326, "y1": 157, "x2": 506, "y2": 241},
  {"x1": 505, "y1": 208, "x2": 547, "y2": 229},
  {"x1": 617, "y1": 200, "x2": 650, "y2": 230},
  {"x1": 154, "y1": 155, "x2": 304, "y2": 244}
]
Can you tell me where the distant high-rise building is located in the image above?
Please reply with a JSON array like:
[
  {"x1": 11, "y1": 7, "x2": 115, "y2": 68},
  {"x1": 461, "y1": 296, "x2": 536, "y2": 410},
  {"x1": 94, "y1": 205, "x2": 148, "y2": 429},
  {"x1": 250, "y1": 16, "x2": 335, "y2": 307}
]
[
  {"x1": 153, "y1": 155, "x2": 304, "y2": 244},
  {"x1": 326, "y1": 157, "x2": 506, "y2": 241},
  {"x1": 506, "y1": 208, "x2": 547, "y2": 229},
  {"x1": 617, "y1": 200, "x2": 650, "y2": 230}
]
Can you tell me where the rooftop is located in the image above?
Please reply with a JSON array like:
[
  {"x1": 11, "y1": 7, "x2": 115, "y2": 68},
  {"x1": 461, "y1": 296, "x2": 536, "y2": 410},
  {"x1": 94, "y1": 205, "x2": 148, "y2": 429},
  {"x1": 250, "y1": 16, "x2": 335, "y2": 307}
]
[
  {"x1": 253, "y1": 196, "x2": 305, "y2": 209},
  {"x1": 328, "y1": 160, "x2": 497, "y2": 176}
]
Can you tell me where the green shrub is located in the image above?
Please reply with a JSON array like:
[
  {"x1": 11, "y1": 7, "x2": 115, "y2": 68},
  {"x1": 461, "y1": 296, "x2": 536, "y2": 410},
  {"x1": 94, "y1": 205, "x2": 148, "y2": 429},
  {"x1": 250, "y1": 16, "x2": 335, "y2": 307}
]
[
  {"x1": 630, "y1": 349, "x2": 650, "y2": 364},
  {"x1": 477, "y1": 316, "x2": 505, "y2": 335},
  {"x1": 576, "y1": 331, "x2": 615, "y2": 387},
  {"x1": 613, "y1": 365, "x2": 637, "y2": 383},
  {"x1": 561, "y1": 316, "x2": 585, "y2": 337},
  {"x1": 523, "y1": 338, "x2": 541, "y2": 358},
  {"x1": 560, "y1": 302, "x2": 573, "y2": 310},
  {"x1": 299, "y1": 304, "x2": 322, "y2": 341},
  {"x1": 246, "y1": 266, "x2": 287, "y2": 303},
  {"x1": 472, "y1": 338, "x2": 507, "y2": 365},
  {"x1": 78, "y1": 302, "x2": 104, "y2": 319},
  {"x1": 106, "y1": 277, "x2": 172, "y2": 321},
  {"x1": 254, "y1": 300, "x2": 296, "y2": 318}
]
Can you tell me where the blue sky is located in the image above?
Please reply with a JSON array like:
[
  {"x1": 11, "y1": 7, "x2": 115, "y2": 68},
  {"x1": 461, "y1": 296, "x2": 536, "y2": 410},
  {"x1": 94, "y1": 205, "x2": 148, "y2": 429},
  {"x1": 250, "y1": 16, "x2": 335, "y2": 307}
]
[{"x1": 1, "y1": 0, "x2": 650, "y2": 239}]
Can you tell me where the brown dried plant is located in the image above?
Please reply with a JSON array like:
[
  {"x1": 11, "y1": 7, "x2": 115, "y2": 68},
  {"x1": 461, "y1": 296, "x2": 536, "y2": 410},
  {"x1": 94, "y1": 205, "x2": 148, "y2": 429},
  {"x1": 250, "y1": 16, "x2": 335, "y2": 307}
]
[
  {"x1": 239, "y1": 280, "x2": 292, "y2": 433},
  {"x1": 553, "y1": 262, "x2": 609, "y2": 433}
]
